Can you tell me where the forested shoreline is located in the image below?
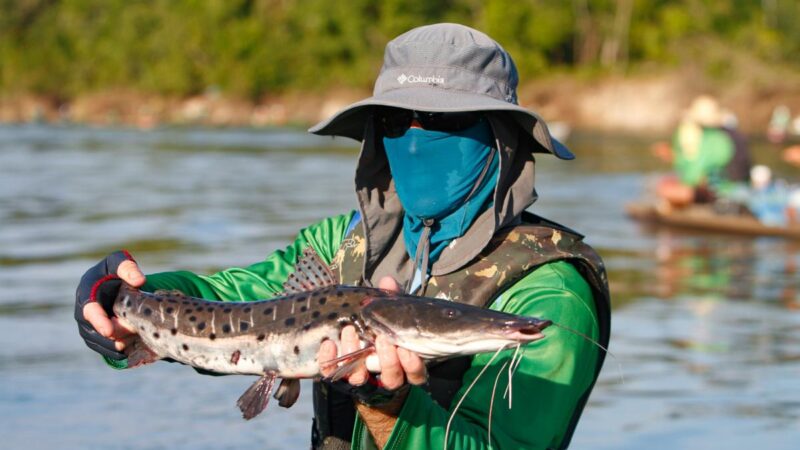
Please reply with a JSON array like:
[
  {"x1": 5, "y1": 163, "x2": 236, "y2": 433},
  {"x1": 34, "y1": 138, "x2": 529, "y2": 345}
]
[{"x1": 1, "y1": 0, "x2": 799, "y2": 132}]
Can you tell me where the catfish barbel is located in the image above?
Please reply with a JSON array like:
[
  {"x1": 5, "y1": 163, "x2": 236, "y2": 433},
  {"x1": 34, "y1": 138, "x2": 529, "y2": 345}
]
[{"x1": 112, "y1": 249, "x2": 552, "y2": 419}]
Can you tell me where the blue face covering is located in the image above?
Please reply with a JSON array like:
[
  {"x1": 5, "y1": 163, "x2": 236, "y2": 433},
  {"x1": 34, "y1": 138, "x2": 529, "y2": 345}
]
[{"x1": 383, "y1": 118, "x2": 499, "y2": 269}]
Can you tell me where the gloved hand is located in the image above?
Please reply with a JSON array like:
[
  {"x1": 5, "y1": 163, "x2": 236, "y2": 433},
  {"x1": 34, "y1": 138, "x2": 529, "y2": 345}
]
[
  {"x1": 74, "y1": 250, "x2": 145, "y2": 360},
  {"x1": 317, "y1": 277, "x2": 426, "y2": 408},
  {"x1": 324, "y1": 371, "x2": 411, "y2": 406}
]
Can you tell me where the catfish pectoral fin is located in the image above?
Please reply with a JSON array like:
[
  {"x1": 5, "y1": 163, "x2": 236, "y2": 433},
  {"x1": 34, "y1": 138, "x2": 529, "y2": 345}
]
[
  {"x1": 124, "y1": 338, "x2": 161, "y2": 368},
  {"x1": 237, "y1": 372, "x2": 277, "y2": 420},
  {"x1": 274, "y1": 378, "x2": 301, "y2": 408},
  {"x1": 321, "y1": 345, "x2": 375, "y2": 382}
]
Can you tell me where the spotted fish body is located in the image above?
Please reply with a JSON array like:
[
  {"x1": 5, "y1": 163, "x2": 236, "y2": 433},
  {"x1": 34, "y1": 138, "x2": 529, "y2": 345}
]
[
  {"x1": 112, "y1": 249, "x2": 552, "y2": 419},
  {"x1": 115, "y1": 284, "x2": 391, "y2": 378}
]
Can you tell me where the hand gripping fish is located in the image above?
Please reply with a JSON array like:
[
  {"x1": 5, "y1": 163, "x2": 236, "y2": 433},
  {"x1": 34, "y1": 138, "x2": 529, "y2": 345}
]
[{"x1": 113, "y1": 249, "x2": 552, "y2": 419}]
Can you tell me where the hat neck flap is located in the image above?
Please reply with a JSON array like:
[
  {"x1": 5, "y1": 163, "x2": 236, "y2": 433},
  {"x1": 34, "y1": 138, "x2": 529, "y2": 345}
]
[{"x1": 353, "y1": 112, "x2": 539, "y2": 285}]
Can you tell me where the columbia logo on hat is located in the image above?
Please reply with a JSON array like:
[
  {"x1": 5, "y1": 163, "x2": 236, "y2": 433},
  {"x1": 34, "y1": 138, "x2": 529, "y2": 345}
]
[{"x1": 396, "y1": 73, "x2": 445, "y2": 85}]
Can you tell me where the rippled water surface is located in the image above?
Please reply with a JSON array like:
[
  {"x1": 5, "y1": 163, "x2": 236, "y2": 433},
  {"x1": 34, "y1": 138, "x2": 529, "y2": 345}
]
[{"x1": 1, "y1": 124, "x2": 798, "y2": 449}]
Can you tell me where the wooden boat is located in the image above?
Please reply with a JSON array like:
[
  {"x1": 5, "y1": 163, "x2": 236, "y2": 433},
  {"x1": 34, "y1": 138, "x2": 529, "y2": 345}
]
[{"x1": 625, "y1": 201, "x2": 800, "y2": 239}]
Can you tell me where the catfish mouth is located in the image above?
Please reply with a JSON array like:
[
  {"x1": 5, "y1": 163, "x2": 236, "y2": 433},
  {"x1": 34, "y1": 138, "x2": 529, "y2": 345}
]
[{"x1": 503, "y1": 319, "x2": 552, "y2": 341}]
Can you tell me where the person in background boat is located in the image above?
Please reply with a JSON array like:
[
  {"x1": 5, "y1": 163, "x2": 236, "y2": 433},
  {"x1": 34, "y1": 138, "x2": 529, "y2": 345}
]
[
  {"x1": 73, "y1": 24, "x2": 610, "y2": 450},
  {"x1": 745, "y1": 165, "x2": 790, "y2": 226},
  {"x1": 724, "y1": 163, "x2": 800, "y2": 227},
  {"x1": 652, "y1": 95, "x2": 752, "y2": 210}
]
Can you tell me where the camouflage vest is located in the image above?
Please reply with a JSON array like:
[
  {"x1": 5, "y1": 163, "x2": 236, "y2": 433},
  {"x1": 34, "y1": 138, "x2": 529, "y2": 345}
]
[
  {"x1": 313, "y1": 213, "x2": 611, "y2": 450},
  {"x1": 333, "y1": 212, "x2": 609, "y2": 316}
]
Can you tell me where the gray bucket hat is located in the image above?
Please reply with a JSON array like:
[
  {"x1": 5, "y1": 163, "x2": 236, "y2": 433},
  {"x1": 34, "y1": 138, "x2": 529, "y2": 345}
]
[{"x1": 309, "y1": 23, "x2": 573, "y2": 160}]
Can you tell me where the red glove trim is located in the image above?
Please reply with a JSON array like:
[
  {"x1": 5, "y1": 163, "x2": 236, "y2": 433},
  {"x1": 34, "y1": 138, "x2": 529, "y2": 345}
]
[
  {"x1": 89, "y1": 274, "x2": 120, "y2": 302},
  {"x1": 121, "y1": 249, "x2": 136, "y2": 262}
]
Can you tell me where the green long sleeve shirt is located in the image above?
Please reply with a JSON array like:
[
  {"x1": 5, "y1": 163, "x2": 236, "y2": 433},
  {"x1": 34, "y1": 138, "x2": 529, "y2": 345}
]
[
  {"x1": 123, "y1": 211, "x2": 599, "y2": 450},
  {"x1": 672, "y1": 126, "x2": 734, "y2": 189}
]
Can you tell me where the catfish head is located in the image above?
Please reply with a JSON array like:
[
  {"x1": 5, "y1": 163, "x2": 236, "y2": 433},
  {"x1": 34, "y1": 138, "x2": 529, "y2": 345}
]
[{"x1": 359, "y1": 296, "x2": 552, "y2": 360}]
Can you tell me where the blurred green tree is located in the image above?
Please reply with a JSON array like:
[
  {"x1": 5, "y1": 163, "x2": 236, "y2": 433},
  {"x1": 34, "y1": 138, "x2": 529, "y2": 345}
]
[{"x1": 0, "y1": 0, "x2": 797, "y2": 100}]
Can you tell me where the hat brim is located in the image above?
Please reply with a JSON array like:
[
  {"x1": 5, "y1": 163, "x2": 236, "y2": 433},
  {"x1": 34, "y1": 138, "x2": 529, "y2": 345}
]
[{"x1": 309, "y1": 87, "x2": 574, "y2": 160}]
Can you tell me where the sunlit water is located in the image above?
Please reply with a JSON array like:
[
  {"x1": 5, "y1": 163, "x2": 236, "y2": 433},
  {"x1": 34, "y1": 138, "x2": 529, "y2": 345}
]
[{"x1": 1, "y1": 124, "x2": 798, "y2": 449}]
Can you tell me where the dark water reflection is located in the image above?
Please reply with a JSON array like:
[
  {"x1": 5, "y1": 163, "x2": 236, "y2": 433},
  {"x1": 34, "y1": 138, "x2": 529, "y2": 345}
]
[{"x1": 0, "y1": 125, "x2": 798, "y2": 449}]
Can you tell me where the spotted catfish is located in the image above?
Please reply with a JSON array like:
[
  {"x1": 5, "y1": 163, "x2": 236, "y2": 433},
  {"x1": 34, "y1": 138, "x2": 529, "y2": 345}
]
[{"x1": 113, "y1": 249, "x2": 552, "y2": 419}]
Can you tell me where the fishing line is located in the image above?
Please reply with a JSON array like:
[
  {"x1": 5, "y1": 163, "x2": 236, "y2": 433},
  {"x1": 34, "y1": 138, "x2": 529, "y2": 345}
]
[
  {"x1": 502, "y1": 343, "x2": 523, "y2": 407},
  {"x1": 551, "y1": 322, "x2": 625, "y2": 384},
  {"x1": 444, "y1": 346, "x2": 504, "y2": 449},
  {"x1": 487, "y1": 360, "x2": 509, "y2": 450}
]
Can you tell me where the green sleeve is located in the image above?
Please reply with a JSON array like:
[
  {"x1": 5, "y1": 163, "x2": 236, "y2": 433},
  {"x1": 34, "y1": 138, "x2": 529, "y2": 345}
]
[
  {"x1": 703, "y1": 128, "x2": 733, "y2": 169},
  {"x1": 701, "y1": 129, "x2": 734, "y2": 189},
  {"x1": 103, "y1": 211, "x2": 356, "y2": 369},
  {"x1": 353, "y1": 261, "x2": 600, "y2": 450},
  {"x1": 142, "y1": 211, "x2": 356, "y2": 300}
]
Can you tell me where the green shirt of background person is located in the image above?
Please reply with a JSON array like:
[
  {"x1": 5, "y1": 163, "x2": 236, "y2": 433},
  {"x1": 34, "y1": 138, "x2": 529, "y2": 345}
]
[
  {"x1": 672, "y1": 125, "x2": 733, "y2": 190},
  {"x1": 670, "y1": 95, "x2": 757, "y2": 200}
]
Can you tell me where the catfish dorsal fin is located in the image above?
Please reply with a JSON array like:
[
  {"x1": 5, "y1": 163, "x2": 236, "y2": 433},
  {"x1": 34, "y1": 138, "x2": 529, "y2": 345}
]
[
  {"x1": 282, "y1": 247, "x2": 337, "y2": 294},
  {"x1": 153, "y1": 288, "x2": 187, "y2": 298}
]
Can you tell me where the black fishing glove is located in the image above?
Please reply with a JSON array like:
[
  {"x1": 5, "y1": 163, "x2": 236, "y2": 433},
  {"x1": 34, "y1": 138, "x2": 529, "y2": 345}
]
[
  {"x1": 325, "y1": 375, "x2": 409, "y2": 406},
  {"x1": 74, "y1": 250, "x2": 135, "y2": 361}
]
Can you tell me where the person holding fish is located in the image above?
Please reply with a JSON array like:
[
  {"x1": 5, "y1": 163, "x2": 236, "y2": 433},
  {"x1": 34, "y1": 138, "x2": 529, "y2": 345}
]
[{"x1": 75, "y1": 24, "x2": 610, "y2": 450}]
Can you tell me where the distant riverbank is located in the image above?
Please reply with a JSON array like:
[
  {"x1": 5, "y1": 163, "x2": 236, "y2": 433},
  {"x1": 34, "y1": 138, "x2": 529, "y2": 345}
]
[{"x1": 2, "y1": 69, "x2": 799, "y2": 136}]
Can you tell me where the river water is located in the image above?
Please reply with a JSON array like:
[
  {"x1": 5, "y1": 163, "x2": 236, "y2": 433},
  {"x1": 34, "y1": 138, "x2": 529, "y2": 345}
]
[{"x1": 1, "y1": 124, "x2": 797, "y2": 449}]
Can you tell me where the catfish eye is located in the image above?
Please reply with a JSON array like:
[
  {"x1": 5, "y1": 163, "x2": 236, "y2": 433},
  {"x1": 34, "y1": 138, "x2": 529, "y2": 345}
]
[{"x1": 442, "y1": 308, "x2": 460, "y2": 319}]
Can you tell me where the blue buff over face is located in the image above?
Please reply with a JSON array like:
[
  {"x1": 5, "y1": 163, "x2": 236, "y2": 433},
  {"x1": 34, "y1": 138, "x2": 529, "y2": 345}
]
[
  {"x1": 383, "y1": 119, "x2": 496, "y2": 220},
  {"x1": 383, "y1": 118, "x2": 499, "y2": 267}
]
